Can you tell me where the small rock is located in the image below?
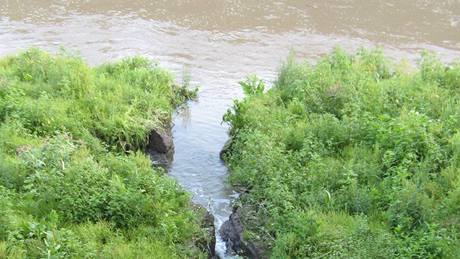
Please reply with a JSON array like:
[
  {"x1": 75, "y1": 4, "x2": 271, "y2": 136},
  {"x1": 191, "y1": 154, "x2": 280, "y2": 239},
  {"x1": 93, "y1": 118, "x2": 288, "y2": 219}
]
[
  {"x1": 148, "y1": 127, "x2": 174, "y2": 168},
  {"x1": 203, "y1": 209, "x2": 217, "y2": 258},
  {"x1": 220, "y1": 138, "x2": 232, "y2": 160},
  {"x1": 191, "y1": 203, "x2": 217, "y2": 258},
  {"x1": 220, "y1": 208, "x2": 262, "y2": 258}
]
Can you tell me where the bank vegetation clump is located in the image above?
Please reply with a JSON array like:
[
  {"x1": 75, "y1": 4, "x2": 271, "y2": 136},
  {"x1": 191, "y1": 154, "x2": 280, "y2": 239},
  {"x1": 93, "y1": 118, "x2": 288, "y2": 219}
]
[
  {"x1": 223, "y1": 48, "x2": 460, "y2": 258},
  {"x1": 0, "y1": 49, "x2": 209, "y2": 258}
]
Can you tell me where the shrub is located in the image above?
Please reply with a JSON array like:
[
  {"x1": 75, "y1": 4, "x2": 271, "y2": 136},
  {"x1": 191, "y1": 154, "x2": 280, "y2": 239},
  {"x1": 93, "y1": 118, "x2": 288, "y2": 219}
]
[
  {"x1": 224, "y1": 48, "x2": 460, "y2": 257},
  {"x1": 0, "y1": 49, "x2": 206, "y2": 258}
]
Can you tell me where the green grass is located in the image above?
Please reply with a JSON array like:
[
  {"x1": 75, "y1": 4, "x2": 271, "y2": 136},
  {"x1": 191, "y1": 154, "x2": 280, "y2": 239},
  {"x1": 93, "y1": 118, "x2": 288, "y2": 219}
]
[
  {"x1": 223, "y1": 48, "x2": 460, "y2": 258},
  {"x1": 0, "y1": 49, "x2": 208, "y2": 258}
]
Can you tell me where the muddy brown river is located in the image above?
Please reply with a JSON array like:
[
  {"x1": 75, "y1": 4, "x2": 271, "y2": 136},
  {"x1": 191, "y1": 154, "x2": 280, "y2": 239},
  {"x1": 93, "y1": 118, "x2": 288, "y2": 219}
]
[{"x1": 1, "y1": 1, "x2": 459, "y2": 257}]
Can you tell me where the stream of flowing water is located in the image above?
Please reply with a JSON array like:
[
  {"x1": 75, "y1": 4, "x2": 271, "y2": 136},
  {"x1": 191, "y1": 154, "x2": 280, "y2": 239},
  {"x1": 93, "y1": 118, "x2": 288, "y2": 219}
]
[{"x1": 1, "y1": 1, "x2": 459, "y2": 257}]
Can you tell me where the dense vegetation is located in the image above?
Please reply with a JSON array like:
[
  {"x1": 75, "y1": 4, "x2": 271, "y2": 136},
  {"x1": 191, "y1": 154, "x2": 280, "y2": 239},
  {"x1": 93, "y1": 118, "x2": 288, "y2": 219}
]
[
  {"x1": 0, "y1": 49, "x2": 209, "y2": 258},
  {"x1": 223, "y1": 49, "x2": 460, "y2": 258}
]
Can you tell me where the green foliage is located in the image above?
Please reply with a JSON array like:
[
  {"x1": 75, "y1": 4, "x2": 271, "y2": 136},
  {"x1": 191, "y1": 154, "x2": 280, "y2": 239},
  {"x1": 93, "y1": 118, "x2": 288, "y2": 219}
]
[
  {"x1": 0, "y1": 49, "x2": 207, "y2": 258},
  {"x1": 224, "y1": 48, "x2": 460, "y2": 258},
  {"x1": 240, "y1": 75, "x2": 265, "y2": 96},
  {"x1": 0, "y1": 49, "x2": 195, "y2": 151}
]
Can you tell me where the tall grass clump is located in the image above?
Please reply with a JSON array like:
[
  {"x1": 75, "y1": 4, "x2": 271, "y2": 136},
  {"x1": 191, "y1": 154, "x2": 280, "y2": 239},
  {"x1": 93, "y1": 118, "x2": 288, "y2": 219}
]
[
  {"x1": 223, "y1": 48, "x2": 460, "y2": 258},
  {"x1": 0, "y1": 49, "x2": 209, "y2": 258}
]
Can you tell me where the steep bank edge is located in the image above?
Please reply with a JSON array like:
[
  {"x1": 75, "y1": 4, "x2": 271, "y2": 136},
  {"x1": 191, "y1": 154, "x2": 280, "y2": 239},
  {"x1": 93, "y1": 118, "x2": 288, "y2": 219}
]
[{"x1": 219, "y1": 139, "x2": 267, "y2": 259}]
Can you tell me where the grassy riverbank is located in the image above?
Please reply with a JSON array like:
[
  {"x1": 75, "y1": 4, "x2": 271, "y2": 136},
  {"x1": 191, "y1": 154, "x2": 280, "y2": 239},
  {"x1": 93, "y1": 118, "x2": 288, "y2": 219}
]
[
  {"x1": 0, "y1": 49, "x2": 208, "y2": 258},
  {"x1": 223, "y1": 49, "x2": 460, "y2": 258}
]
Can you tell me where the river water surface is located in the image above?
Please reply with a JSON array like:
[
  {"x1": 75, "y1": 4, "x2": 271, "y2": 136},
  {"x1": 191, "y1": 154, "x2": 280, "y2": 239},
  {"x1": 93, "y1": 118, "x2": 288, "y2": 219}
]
[{"x1": 1, "y1": 1, "x2": 459, "y2": 257}]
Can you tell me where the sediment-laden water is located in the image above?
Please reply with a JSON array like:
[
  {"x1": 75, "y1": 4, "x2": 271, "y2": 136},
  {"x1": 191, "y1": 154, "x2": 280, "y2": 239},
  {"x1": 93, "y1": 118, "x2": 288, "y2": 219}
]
[{"x1": 1, "y1": 1, "x2": 459, "y2": 257}]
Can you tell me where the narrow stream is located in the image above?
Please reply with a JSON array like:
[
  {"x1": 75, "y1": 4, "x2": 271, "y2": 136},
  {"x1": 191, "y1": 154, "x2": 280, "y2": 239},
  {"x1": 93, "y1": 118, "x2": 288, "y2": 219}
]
[
  {"x1": 170, "y1": 102, "x2": 236, "y2": 258},
  {"x1": 1, "y1": 1, "x2": 459, "y2": 257}
]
